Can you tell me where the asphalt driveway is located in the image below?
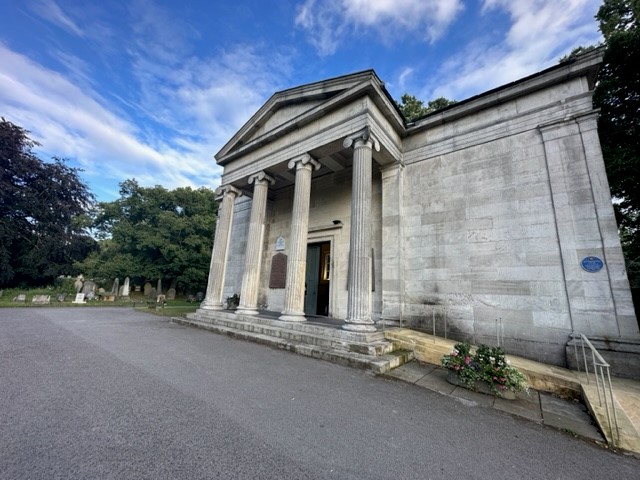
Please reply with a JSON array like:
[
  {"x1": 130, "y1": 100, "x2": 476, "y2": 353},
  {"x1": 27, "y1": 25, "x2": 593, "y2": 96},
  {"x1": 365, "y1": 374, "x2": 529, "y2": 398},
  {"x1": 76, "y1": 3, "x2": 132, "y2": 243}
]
[{"x1": 1, "y1": 307, "x2": 637, "y2": 479}]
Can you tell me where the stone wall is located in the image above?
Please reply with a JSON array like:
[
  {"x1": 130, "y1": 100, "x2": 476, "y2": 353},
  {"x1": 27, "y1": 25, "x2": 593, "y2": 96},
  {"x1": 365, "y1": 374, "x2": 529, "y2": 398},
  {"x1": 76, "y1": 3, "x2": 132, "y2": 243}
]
[{"x1": 398, "y1": 79, "x2": 636, "y2": 366}]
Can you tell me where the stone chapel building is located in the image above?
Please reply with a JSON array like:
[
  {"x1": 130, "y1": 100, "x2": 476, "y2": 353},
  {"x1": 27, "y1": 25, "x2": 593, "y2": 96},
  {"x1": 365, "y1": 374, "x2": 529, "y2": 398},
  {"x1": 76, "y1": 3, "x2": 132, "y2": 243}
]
[{"x1": 194, "y1": 48, "x2": 639, "y2": 369}]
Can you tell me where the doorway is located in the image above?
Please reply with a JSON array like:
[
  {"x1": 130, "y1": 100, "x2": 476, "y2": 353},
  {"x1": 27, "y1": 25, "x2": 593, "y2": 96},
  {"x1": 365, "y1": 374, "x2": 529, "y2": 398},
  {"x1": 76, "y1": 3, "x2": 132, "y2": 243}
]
[{"x1": 304, "y1": 241, "x2": 331, "y2": 316}]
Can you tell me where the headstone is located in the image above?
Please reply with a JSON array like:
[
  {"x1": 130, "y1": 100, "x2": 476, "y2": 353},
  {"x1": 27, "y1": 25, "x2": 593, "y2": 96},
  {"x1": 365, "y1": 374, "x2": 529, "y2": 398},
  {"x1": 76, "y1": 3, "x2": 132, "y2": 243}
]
[
  {"x1": 56, "y1": 293, "x2": 66, "y2": 302},
  {"x1": 134, "y1": 285, "x2": 141, "y2": 292},
  {"x1": 186, "y1": 294, "x2": 196, "y2": 303},
  {"x1": 118, "y1": 285, "x2": 125, "y2": 297},
  {"x1": 122, "y1": 277, "x2": 130, "y2": 297},
  {"x1": 166, "y1": 288, "x2": 176, "y2": 300},
  {"x1": 32, "y1": 295, "x2": 51, "y2": 305},
  {"x1": 148, "y1": 287, "x2": 157, "y2": 301},
  {"x1": 196, "y1": 291, "x2": 204, "y2": 301},
  {"x1": 98, "y1": 287, "x2": 106, "y2": 294},
  {"x1": 156, "y1": 278, "x2": 162, "y2": 294},
  {"x1": 111, "y1": 278, "x2": 120, "y2": 296},
  {"x1": 157, "y1": 294, "x2": 166, "y2": 305},
  {"x1": 74, "y1": 276, "x2": 84, "y2": 293},
  {"x1": 143, "y1": 282, "x2": 152, "y2": 297},
  {"x1": 86, "y1": 290, "x2": 95, "y2": 301},
  {"x1": 72, "y1": 293, "x2": 86, "y2": 304},
  {"x1": 13, "y1": 294, "x2": 27, "y2": 303},
  {"x1": 82, "y1": 280, "x2": 96, "y2": 295}
]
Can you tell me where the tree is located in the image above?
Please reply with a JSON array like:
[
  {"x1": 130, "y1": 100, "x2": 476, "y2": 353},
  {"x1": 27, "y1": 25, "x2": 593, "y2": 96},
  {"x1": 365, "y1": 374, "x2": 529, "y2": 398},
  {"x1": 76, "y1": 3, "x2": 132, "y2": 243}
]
[
  {"x1": 396, "y1": 94, "x2": 457, "y2": 121},
  {"x1": 77, "y1": 179, "x2": 217, "y2": 291},
  {"x1": 592, "y1": 0, "x2": 640, "y2": 287},
  {"x1": 0, "y1": 118, "x2": 96, "y2": 287}
]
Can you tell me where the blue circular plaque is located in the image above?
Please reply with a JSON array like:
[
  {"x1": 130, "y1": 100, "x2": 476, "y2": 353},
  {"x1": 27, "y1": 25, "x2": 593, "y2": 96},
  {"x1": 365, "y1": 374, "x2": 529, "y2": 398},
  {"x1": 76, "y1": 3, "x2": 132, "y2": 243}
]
[{"x1": 581, "y1": 256, "x2": 604, "y2": 272}]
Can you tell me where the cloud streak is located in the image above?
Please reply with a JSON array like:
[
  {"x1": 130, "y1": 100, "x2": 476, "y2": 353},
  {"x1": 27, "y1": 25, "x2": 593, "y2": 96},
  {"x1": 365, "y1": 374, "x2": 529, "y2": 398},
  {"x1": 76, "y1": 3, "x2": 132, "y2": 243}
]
[
  {"x1": 417, "y1": 0, "x2": 602, "y2": 102},
  {"x1": 0, "y1": 1, "x2": 291, "y2": 201},
  {"x1": 295, "y1": 0, "x2": 464, "y2": 56}
]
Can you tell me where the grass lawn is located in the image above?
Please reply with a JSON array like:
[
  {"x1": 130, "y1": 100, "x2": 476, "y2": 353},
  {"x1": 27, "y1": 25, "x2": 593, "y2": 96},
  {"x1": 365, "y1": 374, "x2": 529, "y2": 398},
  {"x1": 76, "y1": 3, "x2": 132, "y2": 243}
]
[{"x1": 0, "y1": 287, "x2": 200, "y2": 317}]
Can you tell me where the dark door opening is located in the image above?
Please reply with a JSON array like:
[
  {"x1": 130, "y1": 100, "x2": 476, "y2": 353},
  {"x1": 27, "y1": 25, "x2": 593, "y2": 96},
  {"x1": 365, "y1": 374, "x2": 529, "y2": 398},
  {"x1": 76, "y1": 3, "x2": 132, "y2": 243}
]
[{"x1": 304, "y1": 241, "x2": 330, "y2": 316}]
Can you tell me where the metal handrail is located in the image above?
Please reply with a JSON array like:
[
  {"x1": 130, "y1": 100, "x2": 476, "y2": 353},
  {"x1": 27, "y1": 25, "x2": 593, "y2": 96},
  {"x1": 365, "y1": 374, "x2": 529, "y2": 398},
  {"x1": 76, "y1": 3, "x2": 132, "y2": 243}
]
[{"x1": 571, "y1": 332, "x2": 620, "y2": 446}]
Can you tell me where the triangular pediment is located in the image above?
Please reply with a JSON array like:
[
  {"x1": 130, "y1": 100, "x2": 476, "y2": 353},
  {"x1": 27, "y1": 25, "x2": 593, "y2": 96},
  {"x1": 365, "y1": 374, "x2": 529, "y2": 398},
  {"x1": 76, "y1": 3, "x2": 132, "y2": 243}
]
[{"x1": 216, "y1": 70, "x2": 403, "y2": 165}]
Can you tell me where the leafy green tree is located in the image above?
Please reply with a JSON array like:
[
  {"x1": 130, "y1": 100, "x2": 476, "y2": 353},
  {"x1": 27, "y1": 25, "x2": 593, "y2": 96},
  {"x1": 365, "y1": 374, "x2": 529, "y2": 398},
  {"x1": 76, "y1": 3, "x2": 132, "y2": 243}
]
[
  {"x1": 0, "y1": 118, "x2": 96, "y2": 287},
  {"x1": 77, "y1": 179, "x2": 217, "y2": 291},
  {"x1": 593, "y1": 0, "x2": 640, "y2": 287},
  {"x1": 396, "y1": 94, "x2": 457, "y2": 121}
]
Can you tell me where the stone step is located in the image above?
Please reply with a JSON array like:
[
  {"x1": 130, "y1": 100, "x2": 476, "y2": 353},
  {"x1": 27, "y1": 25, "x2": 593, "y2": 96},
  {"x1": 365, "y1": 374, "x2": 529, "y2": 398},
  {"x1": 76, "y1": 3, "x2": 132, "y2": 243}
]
[
  {"x1": 187, "y1": 311, "x2": 395, "y2": 355},
  {"x1": 190, "y1": 310, "x2": 387, "y2": 343},
  {"x1": 172, "y1": 315, "x2": 414, "y2": 374}
]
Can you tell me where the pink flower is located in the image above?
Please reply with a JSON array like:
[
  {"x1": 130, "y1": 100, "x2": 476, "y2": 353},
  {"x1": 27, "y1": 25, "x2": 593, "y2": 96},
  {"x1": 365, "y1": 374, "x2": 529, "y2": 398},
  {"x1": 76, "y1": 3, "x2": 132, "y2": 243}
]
[{"x1": 465, "y1": 356, "x2": 470, "y2": 365}]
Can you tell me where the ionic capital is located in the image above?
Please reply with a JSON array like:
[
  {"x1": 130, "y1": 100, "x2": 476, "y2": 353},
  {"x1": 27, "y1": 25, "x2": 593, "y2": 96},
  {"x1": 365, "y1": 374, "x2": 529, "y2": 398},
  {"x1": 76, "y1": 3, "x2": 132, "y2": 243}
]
[
  {"x1": 287, "y1": 153, "x2": 321, "y2": 171},
  {"x1": 214, "y1": 184, "x2": 242, "y2": 201},
  {"x1": 248, "y1": 171, "x2": 275, "y2": 186},
  {"x1": 343, "y1": 126, "x2": 380, "y2": 152}
]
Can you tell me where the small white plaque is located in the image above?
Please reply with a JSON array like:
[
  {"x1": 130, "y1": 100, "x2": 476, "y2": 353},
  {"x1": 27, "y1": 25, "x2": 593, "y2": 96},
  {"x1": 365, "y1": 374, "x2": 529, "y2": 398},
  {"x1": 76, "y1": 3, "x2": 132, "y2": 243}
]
[
  {"x1": 72, "y1": 293, "x2": 86, "y2": 304},
  {"x1": 275, "y1": 236, "x2": 285, "y2": 251}
]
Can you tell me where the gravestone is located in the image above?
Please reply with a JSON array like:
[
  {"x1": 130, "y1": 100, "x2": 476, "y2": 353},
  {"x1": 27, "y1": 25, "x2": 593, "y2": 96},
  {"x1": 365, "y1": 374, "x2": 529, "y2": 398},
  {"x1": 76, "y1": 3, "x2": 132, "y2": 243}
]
[
  {"x1": 143, "y1": 282, "x2": 152, "y2": 297},
  {"x1": 82, "y1": 280, "x2": 96, "y2": 295},
  {"x1": 122, "y1": 277, "x2": 130, "y2": 297},
  {"x1": 111, "y1": 278, "x2": 120, "y2": 296},
  {"x1": 166, "y1": 288, "x2": 176, "y2": 300},
  {"x1": 56, "y1": 294, "x2": 66, "y2": 302},
  {"x1": 118, "y1": 286, "x2": 124, "y2": 297},
  {"x1": 195, "y1": 291, "x2": 204, "y2": 301},
  {"x1": 98, "y1": 287, "x2": 106, "y2": 294},
  {"x1": 32, "y1": 295, "x2": 51, "y2": 305},
  {"x1": 148, "y1": 287, "x2": 157, "y2": 301},
  {"x1": 13, "y1": 294, "x2": 27, "y2": 303},
  {"x1": 74, "y1": 276, "x2": 84, "y2": 293},
  {"x1": 156, "y1": 278, "x2": 162, "y2": 294},
  {"x1": 134, "y1": 285, "x2": 141, "y2": 292},
  {"x1": 86, "y1": 291, "x2": 95, "y2": 301},
  {"x1": 72, "y1": 293, "x2": 86, "y2": 304}
]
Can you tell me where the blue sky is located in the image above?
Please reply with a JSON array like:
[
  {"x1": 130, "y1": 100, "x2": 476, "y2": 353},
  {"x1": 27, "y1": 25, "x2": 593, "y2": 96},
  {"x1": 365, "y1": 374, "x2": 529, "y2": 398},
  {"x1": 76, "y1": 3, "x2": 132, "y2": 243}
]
[{"x1": 0, "y1": 0, "x2": 603, "y2": 202}]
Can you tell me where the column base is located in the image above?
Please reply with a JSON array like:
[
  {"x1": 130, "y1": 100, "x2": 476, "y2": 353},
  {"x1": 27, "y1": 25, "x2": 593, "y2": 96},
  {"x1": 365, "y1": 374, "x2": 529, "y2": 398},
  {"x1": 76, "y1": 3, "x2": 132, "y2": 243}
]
[
  {"x1": 342, "y1": 322, "x2": 377, "y2": 332},
  {"x1": 236, "y1": 307, "x2": 259, "y2": 315},
  {"x1": 279, "y1": 312, "x2": 307, "y2": 322},
  {"x1": 200, "y1": 301, "x2": 224, "y2": 311}
]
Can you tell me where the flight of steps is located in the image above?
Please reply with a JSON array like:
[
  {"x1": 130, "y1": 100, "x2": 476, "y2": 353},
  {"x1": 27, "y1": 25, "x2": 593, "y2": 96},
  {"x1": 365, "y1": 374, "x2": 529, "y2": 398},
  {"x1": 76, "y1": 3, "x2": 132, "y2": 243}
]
[{"x1": 172, "y1": 309, "x2": 414, "y2": 374}]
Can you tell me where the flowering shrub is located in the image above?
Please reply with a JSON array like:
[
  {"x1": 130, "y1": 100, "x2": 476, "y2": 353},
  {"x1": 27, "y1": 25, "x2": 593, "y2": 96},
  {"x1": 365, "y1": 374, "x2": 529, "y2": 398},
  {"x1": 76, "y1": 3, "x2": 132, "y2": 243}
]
[{"x1": 441, "y1": 342, "x2": 528, "y2": 394}]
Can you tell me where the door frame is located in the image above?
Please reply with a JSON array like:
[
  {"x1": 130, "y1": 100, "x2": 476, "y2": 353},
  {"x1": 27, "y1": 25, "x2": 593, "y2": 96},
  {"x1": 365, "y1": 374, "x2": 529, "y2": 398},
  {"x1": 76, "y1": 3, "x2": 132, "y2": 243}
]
[{"x1": 307, "y1": 229, "x2": 339, "y2": 317}]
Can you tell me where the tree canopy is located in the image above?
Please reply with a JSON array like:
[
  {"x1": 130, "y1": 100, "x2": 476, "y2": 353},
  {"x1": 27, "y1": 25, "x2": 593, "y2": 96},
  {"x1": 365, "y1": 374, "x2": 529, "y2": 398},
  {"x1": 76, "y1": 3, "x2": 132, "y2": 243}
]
[
  {"x1": 593, "y1": 0, "x2": 640, "y2": 287},
  {"x1": 0, "y1": 118, "x2": 96, "y2": 287},
  {"x1": 76, "y1": 179, "x2": 218, "y2": 291},
  {"x1": 396, "y1": 94, "x2": 457, "y2": 122}
]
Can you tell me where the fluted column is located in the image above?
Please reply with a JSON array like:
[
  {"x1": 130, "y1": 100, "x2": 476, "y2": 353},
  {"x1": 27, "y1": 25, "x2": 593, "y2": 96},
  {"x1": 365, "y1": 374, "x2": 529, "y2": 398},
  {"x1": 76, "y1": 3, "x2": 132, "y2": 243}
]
[
  {"x1": 279, "y1": 154, "x2": 321, "y2": 322},
  {"x1": 343, "y1": 127, "x2": 379, "y2": 332},
  {"x1": 201, "y1": 185, "x2": 241, "y2": 310},
  {"x1": 237, "y1": 171, "x2": 275, "y2": 315}
]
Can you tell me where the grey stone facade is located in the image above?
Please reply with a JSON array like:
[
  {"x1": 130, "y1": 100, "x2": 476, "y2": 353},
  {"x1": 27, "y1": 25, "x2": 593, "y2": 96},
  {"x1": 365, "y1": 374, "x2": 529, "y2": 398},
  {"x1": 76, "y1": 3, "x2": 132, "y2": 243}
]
[{"x1": 200, "y1": 48, "x2": 639, "y2": 368}]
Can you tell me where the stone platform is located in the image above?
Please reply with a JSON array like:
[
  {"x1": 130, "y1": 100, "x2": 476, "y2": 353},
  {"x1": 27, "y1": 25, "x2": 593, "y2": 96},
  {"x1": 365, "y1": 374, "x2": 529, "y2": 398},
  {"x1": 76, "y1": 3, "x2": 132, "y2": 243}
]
[{"x1": 172, "y1": 309, "x2": 413, "y2": 374}]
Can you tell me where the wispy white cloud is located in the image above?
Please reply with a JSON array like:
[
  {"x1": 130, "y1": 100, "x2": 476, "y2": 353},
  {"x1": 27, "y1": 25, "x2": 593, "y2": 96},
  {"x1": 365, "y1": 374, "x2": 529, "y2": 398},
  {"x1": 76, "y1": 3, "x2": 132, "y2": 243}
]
[
  {"x1": 295, "y1": 0, "x2": 464, "y2": 56},
  {"x1": 0, "y1": 36, "x2": 287, "y2": 200},
  {"x1": 418, "y1": 0, "x2": 602, "y2": 102},
  {"x1": 29, "y1": 0, "x2": 84, "y2": 36}
]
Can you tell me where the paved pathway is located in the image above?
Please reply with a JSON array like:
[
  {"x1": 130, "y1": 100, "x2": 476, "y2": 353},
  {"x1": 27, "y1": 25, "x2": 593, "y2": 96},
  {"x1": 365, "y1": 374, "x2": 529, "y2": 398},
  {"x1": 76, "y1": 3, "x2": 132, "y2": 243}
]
[{"x1": 1, "y1": 308, "x2": 638, "y2": 479}]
